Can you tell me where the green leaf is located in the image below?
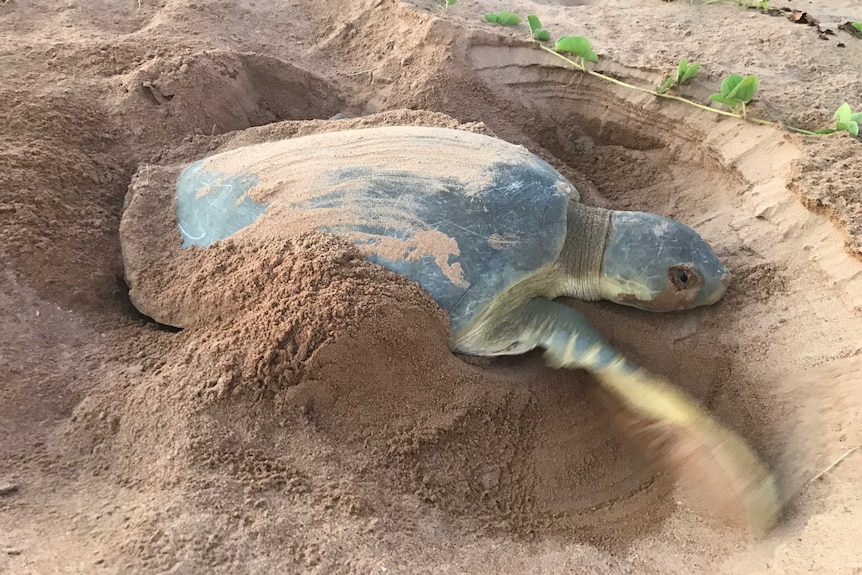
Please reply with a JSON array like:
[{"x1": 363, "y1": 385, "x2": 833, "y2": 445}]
[
  {"x1": 710, "y1": 93, "x2": 740, "y2": 110},
  {"x1": 727, "y1": 75, "x2": 759, "y2": 103},
  {"x1": 555, "y1": 36, "x2": 591, "y2": 56},
  {"x1": 720, "y1": 73, "x2": 744, "y2": 96},
  {"x1": 527, "y1": 15, "x2": 550, "y2": 41},
  {"x1": 814, "y1": 128, "x2": 837, "y2": 134},
  {"x1": 850, "y1": 112, "x2": 862, "y2": 122},
  {"x1": 656, "y1": 76, "x2": 675, "y2": 95},
  {"x1": 709, "y1": 93, "x2": 729, "y2": 106},
  {"x1": 681, "y1": 62, "x2": 700, "y2": 83},
  {"x1": 849, "y1": 121, "x2": 859, "y2": 137},
  {"x1": 852, "y1": 22, "x2": 862, "y2": 32},
  {"x1": 496, "y1": 10, "x2": 520, "y2": 25},
  {"x1": 555, "y1": 36, "x2": 598, "y2": 62},
  {"x1": 446, "y1": 0, "x2": 456, "y2": 5},
  {"x1": 834, "y1": 102, "x2": 852, "y2": 124},
  {"x1": 836, "y1": 121, "x2": 848, "y2": 131},
  {"x1": 677, "y1": 58, "x2": 688, "y2": 84},
  {"x1": 484, "y1": 13, "x2": 498, "y2": 23}
]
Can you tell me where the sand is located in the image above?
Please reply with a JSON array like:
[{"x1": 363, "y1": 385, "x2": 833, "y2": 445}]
[{"x1": 1, "y1": 0, "x2": 861, "y2": 573}]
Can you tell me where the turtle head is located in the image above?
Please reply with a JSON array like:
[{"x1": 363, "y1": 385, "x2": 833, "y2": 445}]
[{"x1": 601, "y1": 211, "x2": 730, "y2": 311}]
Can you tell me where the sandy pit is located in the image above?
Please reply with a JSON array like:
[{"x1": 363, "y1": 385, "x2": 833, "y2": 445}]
[{"x1": 1, "y1": 0, "x2": 862, "y2": 573}]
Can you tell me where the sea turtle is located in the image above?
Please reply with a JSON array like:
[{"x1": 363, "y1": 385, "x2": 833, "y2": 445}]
[{"x1": 123, "y1": 125, "x2": 779, "y2": 531}]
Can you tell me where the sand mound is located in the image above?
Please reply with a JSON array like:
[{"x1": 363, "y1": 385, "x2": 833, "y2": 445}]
[
  {"x1": 2, "y1": 0, "x2": 862, "y2": 573},
  {"x1": 112, "y1": 109, "x2": 673, "y2": 540}
]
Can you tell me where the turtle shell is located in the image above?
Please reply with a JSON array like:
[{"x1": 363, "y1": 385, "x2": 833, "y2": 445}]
[{"x1": 176, "y1": 126, "x2": 575, "y2": 333}]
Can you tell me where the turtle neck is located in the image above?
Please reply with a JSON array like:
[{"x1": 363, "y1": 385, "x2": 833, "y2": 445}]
[{"x1": 557, "y1": 201, "x2": 612, "y2": 301}]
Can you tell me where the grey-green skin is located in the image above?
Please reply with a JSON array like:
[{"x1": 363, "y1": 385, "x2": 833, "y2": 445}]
[
  {"x1": 175, "y1": 127, "x2": 727, "y2": 361},
  {"x1": 167, "y1": 125, "x2": 778, "y2": 531}
]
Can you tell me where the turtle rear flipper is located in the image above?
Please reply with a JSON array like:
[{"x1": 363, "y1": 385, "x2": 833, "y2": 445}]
[{"x1": 519, "y1": 297, "x2": 780, "y2": 534}]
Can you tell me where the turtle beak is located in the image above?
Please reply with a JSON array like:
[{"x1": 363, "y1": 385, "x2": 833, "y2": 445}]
[{"x1": 703, "y1": 269, "x2": 731, "y2": 305}]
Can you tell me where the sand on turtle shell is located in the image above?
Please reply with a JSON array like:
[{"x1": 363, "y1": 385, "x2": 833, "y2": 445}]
[{"x1": 121, "y1": 125, "x2": 574, "y2": 325}]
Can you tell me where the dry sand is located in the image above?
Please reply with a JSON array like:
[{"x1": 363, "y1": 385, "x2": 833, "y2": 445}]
[{"x1": 2, "y1": 0, "x2": 862, "y2": 573}]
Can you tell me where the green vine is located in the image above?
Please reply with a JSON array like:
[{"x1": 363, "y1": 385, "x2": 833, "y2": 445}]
[{"x1": 477, "y1": 11, "x2": 857, "y2": 138}]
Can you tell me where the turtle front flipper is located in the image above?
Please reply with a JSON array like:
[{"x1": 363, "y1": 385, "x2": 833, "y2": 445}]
[{"x1": 519, "y1": 297, "x2": 780, "y2": 534}]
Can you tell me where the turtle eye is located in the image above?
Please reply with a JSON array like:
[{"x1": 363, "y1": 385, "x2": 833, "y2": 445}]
[{"x1": 668, "y1": 264, "x2": 698, "y2": 290}]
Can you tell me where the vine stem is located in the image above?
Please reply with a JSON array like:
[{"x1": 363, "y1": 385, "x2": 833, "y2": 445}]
[{"x1": 537, "y1": 44, "x2": 820, "y2": 135}]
